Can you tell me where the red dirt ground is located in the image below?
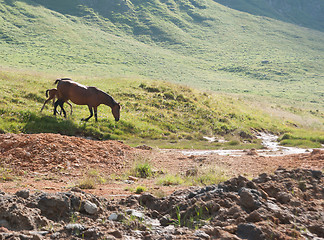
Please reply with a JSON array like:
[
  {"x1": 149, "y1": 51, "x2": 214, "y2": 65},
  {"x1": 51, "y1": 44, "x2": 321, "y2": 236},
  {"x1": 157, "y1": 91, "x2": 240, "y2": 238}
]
[{"x1": 1, "y1": 133, "x2": 323, "y2": 199}]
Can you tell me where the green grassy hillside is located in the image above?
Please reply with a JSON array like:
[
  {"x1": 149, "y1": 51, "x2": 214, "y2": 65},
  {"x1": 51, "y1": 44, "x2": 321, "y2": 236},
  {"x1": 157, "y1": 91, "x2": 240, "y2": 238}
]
[
  {"x1": 0, "y1": 70, "x2": 323, "y2": 148},
  {"x1": 0, "y1": 0, "x2": 323, "y2": 110},
  {"x1": 214, "y1": 0, "x2": 324, "y2": 31}
]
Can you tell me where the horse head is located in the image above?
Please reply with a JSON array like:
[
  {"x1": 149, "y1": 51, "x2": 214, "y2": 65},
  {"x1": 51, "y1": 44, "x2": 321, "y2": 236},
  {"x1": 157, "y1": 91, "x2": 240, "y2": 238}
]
[{"x1": 112, "y1": 103, "x2": 121, "y2": 122}]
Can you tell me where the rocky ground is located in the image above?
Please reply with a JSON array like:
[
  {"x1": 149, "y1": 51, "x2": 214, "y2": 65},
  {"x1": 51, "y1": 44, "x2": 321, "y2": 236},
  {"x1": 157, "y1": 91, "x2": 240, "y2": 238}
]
[{"x1": 0, "y1": 133, "x2": 323, "y2": 239}]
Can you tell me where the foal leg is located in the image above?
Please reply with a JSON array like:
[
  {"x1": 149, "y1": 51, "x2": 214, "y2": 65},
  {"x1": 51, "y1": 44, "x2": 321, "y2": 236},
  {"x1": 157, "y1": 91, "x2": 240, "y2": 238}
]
[
  {"x1": 40, "y1": 99, "x2": 51, "y2": 112},
  {"x1": 81, "y1": 106, "x2": 93, "y2": 122}
]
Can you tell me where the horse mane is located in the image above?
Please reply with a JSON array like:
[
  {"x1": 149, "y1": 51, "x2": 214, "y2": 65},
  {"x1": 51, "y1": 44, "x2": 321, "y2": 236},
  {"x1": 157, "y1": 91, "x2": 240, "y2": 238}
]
[
  {"x1": 99, "y1": 89, "x2": 118, "y2": 106},
  {"x1": 54, "y1": 78, "x2": 72, "y2": 85}
]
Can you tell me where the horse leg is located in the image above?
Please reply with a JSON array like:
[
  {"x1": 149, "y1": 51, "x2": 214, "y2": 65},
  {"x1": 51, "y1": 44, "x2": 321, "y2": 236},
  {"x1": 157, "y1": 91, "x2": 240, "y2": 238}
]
[
  {"x1": 94, "y1": 106, "x2": 98, "y2": 122},
  {"x1": 67, "y1": 101, "x2": 73, "y2": 115},
  {"x1": 81, "y1": 106, "x2": 93, "y2": 121},
  {"x1": 54, "y1": 100, "x2": 60, "y2": 116},
  {"x1": 59, "y1": 100, "x2": 66, "y2": 118}
]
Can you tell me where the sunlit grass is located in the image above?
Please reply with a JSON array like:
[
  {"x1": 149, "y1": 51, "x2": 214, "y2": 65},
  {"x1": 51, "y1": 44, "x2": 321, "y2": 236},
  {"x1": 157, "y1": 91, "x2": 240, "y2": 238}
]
[{"x1": 0, "y1": 70, "x2": 323, "y2": 148}]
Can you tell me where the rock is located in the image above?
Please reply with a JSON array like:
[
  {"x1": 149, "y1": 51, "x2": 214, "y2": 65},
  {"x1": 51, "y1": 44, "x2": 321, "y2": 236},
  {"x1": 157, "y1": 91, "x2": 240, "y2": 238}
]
[
  {"x1": 83, "y1": 227, "x2": 102, "y2": 239},
  {"x1": 311, "y1": 149, "x2": 322, "y2": 155},
  {"x1": 126, "y1": 209, "x2": 144, "y2": 219},
  {"x1": 128, "y1": 176, "x2": 138, "y2": 181},
  {"x1": 309, "y1": 224, "x2": 324, "y2": 238},
  {"x1": 37, "y1": 193, "x2": 70, "y2": 220},
  {"x1": 15, "y1": 190, "x2": 30, "y2": 199},
  {"x1": 246, "y1": 149, "x2": 258, "y2": 156},
  {"x1": 237, "y1": 223, "x2": 264, "y2": 240},
  {"x1": 108, "y1": 229, "x2": 123, "y2": 238},
  {"x1": 276, "y1": 192, "x2": 291, "y2": 204},
  {"x1": 108, "y1": 213, "x2": 124, "y2": 221},
  {"x1": 246, "y1": 210, "x2": 262, "y2": 222},
  {"x1": 0, "y1": 219, "x2": 10, "y2": 229},
  {"x1": 160, "y1": 214, "x2": 172, "y2": 226},
  {"x1": 239, "y1": 188, "x2": 262, "y2": 212},
  {"x1": 311, "y1": 170, "x2": 322, "y2": 179},
  {"x1": 194, "y1": 230, "x2": 210, "y2": 239},
  {"x1": 135, "y1": 144, "x2": 152, "y2": 150},
  {"x1": 65, "y1": 223, "x2": 85, "y2": 232},
  {"x1": 222, "y1": 225, "x2": 237, "y2": 234},
  {"x1": 70, "y1": 187, "x2": 83, "y2": 193},
  {"x1": 253, "y1": 173, "x2": 271, "y2": 183},
  {"x1": 84, "y1": 200, "x2": 98, "y2": 215}
]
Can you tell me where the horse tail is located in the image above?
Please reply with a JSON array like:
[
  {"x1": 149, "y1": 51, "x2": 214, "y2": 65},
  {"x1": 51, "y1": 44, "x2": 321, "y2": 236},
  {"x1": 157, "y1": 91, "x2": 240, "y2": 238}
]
[{"x1": 45, "y1": 89, "x2": 49, "y2": 98}]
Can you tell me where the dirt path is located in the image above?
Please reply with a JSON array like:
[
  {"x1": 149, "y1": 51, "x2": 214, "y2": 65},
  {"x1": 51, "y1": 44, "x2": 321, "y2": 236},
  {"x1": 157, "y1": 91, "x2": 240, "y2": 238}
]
[{"x1": 1, "y1": 133, "x2": 323, "y2": 199}]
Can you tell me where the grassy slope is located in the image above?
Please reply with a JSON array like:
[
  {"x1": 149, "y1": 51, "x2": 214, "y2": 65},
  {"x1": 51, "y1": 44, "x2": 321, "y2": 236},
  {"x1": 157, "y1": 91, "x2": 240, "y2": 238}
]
[
  {"x1": 213, "y1": 0, "x2": 324, "y2": 31},
  {"x1": 0, "y1": 70, "x2": 323, "y2": 149},
  {"x1": 0, "y1": 0, "x2": 323, "y2": 109}
]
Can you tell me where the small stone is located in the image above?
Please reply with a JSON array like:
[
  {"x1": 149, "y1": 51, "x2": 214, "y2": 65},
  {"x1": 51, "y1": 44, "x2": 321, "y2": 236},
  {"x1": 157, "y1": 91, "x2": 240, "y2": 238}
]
[
  {"x1": 108, "y1": 229, "x2": 123, "y2": 238},
  {"x1": 84, "y1": 200, "x2": 98, "y2": 215},
  {"x1": 276, "y1": 192, "x2": 291, "y2": 204},
  {"x1": 160, "y1": 215, "x2": 172, "y2": 226},
  {"x1": 108, "y1": 213, "x2": 124, "y2": 221},
  {"x1": 239, "y1": 188, "x2": 262, "y2": 212},
  {"x1": 135, "y1": 145, "x2": 152, "y2": 150},
  {"x1": 222, "y1": 225, "x2": 237, "y2": 234},
  {"x1": 65, "y1": 223, "x2": 85, "y2": 231},
  {"x1": 246, "y1": 210, "x2": 262, "y2": 222},
  {"x1": 128, "y1": 176, "x2": 138, "y2": 181},
  {"x1": 247, "y1": 148, "x2": 258, "y2": 156},
  {"x1": 237, "y1": 223, "x2": 264, "y2": 240},
  {"x1": 126, "y1": 209, "x2": 144, "y2": 219},
  {"x1": 194, "y1": 230, "x2": 210, "y2": 239}
]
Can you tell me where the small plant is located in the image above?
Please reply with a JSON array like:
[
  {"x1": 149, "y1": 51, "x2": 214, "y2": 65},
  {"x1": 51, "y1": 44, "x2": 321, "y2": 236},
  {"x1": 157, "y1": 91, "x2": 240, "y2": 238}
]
[
  {"x1": 77, "y1": 177, "x2": 96, "y2": 189},
  {"x1": 127, "y1": 158, "x2": 153, "y2": 179},
  {"x1": 135, "y1": 162, "x2": 152, "y2": 178},
  {"x1": 70, "y1": 212, "x2": 79, "y2": 223},
  {"x1": 157, "y1": 174, "x2": 184, "y2": 186},
  {"x1": 135, "y1": 185, "x2": 146, "y2": 194},
  {"x1": 175, "y1": 206, "x2": 181, "y2": 227},
  {"x1": 0, "y1": 167, "x2": 15, "y2": 182},
  {"x1": 75, "y1": 168, "x2": 107, "y2": 189}
]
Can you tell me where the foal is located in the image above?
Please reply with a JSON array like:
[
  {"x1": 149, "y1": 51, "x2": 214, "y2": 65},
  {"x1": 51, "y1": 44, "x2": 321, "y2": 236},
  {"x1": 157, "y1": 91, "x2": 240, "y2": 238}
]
[{"x1": 40, "y1": 88, "x2": 73, "y2": 115}]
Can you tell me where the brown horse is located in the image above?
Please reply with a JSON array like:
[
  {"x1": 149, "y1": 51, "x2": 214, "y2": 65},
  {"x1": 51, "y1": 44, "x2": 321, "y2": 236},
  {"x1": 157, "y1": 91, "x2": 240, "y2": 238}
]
[
  {"x1": 40, "y1": 88, "x2": 73, "y2": 115},
  {"x1": 54, "y1": 78, "x2": 120, "y2": 122}
]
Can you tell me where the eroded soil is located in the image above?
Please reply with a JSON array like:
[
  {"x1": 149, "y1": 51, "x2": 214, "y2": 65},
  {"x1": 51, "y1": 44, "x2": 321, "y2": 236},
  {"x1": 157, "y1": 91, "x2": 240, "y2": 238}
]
[{"x1": 0, "y1": 133, "x2": 323, "y2": 198}]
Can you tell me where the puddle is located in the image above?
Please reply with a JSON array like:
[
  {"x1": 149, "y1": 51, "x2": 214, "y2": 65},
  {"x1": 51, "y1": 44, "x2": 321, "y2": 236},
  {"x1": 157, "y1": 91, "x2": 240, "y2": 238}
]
[{"x1": 180, "y1": 133, "x2": 318, "y2": 157}]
